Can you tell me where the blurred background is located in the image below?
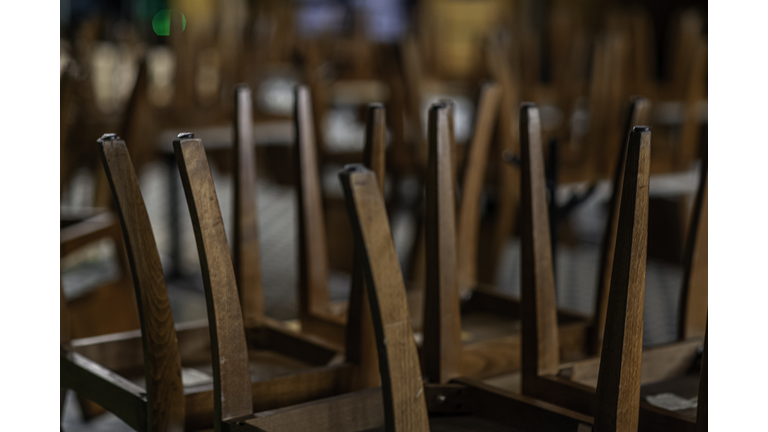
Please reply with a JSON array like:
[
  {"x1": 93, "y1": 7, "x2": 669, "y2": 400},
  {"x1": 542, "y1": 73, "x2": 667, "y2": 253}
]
[{"x1": 60, "y1": 1, "x2": 706, "y2": 429}]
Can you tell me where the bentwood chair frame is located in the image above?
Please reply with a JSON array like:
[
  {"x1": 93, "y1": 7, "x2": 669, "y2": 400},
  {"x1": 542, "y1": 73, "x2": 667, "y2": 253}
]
[
  {"x1": 191, "y1": 151, "x2": 659, "y2": 431},
  {"x1": 60, "y1": 115, "x2": 381, "y2": 431},
  {"x1": 517, "y1": 104, "x2": 707, "y2": 431}
]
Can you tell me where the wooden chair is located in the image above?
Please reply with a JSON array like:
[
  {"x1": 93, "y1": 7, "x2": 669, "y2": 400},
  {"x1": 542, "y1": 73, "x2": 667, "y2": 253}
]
[
  {"x1": 292, "y1": 85, "x2": 391, "y2": 348},
  {"x1": 61, "y1": 133, "x2": 376, "y2": 431},
  {"x1": 61, "y1": 137, "x2": 186, "y2": 432},
  {"x1": 406, "y1": 102, "x2": 664, "y2": 430},
  {"x1": 405, "y1": 94, "x2": 594, "y2": 383},
  {"x1": 515, "y1": 104, "x2": 707, "y2": 431},
  {"x1": 188, "y1": 158, "x2": 659, "y2": 431}
]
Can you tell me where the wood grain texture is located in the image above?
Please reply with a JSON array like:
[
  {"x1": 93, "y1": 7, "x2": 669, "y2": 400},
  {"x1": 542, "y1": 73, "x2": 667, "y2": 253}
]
[
  {"x1": 61, "y1": 352, "x2": 148, "y2": 431},
  {"x1": 294, "y1": 85, "x2": 330, "y2": 323},
  {"x1": 423, "y1": 104, "x2": 463, "y2": 384},
  {"x1": 592, "y1": 97, "x2": 652, "y2": 354},
  {"x1": 184, "y1": 364, "x2": 358, "y2": 430},
  {"x1": 456, "y1": 83, "x2": 502, "y2": 292},
  {"x1": 568, "y1": 339, "x2": 701, "y2": 388},
  {"x1": 71, "y1": 320, "x2": 211, "y2": 374},
  {"x1": 593, "y1": 126, "x2": 651, "y2": 432},
  {"x1": 519, "y1": 104, "x2": 560, "y2": 392},
  {"x1": 233, "y1": 85, "x2": 265, "y2": 327},
  {"x1": 345, "y1": 104, "x2": 387, "y2": 389},
  {"x1": 678, "y1": 155, "x2": 707, "y2": 341},
  {"x1": 99, "y1": 139, "x2": 185, "y2": 431},
  {"x1": 246, "y1": 387, "x2": 384, "y2": 432},
  {"x1": 174, "y1": 138, "x2": 253, "y2": 427},
  {"x1": 340, "y1": 166, "x2": 430, "y2": 431}
]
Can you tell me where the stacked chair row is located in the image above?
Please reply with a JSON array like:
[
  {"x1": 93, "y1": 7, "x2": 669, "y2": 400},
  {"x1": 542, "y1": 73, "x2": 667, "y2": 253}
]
[{"x1": 61, "y1": 82, "x2": 707, "y2": 431}]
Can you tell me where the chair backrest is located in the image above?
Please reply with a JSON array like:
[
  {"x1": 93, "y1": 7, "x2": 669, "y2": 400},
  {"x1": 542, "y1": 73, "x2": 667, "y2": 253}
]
[
  {"x1": 294, "y1": 85, "x2": 330, "y2": 319},
  {"x1": 98, "y1": 138, "x2": 185, "y2": 431},
  {"x1": 519, "y1": 103, "x2": 562, "y2": 392},
  {"x1": 455, "y1": 83, "x2": 502, "y2": 292},
  {"x1": 340, "y1": 165, "x2": 431, "y2": 432},
  {"x1": 232, "y1": 84, "x2": 265, "y2": 327},
  {"x1": 422, "y1": 103, "x2": 463, "y2": 384},
  {"x1": 173, "y1": 136, "x2": 254, "y2": 430},
  {"x1": 592, "y1": 96, "x2": 652, "y2": 354},
  {"x1": 519, "y1": 104, "x2": 651, "y2": 430},
  {"x1": 345, "y1": 103, "x2": 388, "y2": 389},
  {"x1": 593, "y1": 125, "x2": 651, "y2": 431},
  {"x1": 678, "y1": 149, "x2": 708, "y2": 341}
]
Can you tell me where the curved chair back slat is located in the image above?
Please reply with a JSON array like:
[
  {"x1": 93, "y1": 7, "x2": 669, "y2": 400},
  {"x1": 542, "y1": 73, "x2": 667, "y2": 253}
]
[
  {"x1": 233, "y1": 85, "x2": 265, "y2": 326},
  {"x1": 173, "y1": 138, "x2": 253, "y2": 428},
  {"x1": 678, "y1": 151, "x2": 708, "y2": 341},
  {"x1": 345, "y1": 104, "x2": 388, "y2": 388},
  {"x1": 593, "y1": 126, "x2": 651, "y2": 432},
  {"x1": 295, "y1": 85, "x2": 330, "y2": 320},
  {"x1": 519, "y1": 104, "x2": 561, "y2": 392},
  {"x1": 593, "y1": 96, "x2": 652, "y2": 354},
  {"x1": 340, "y1": 165, "x2": 430, "y2": 432},
  {"x1": 456, "y1": 83, "x2": 502, "y2": 291},
  {"x1": 423, "y1": 103, "x2": 463, "y2": 384},
  {"x1": 99, "y1": 139, "x2": 185, "y2": 431}
]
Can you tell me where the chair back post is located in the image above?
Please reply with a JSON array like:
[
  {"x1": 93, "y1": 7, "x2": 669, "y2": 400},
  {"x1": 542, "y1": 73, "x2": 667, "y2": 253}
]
[
  {"x1": 456, "y1": 83, "x2": 502, "y2": 292},
  {"x1": 340, "y1": 165, "x2": 430, "y2": 432},
  {"x1": 294, "y1": 86, "x2": 330, "y2": 322},
  {"x1": 678, "y1": 149, "x2": 708, "y2": 341},
  {"x1": 593, "y1": 126, "x2": 651, "y2": 432},
  {"x1": 345, "y1": 103, "x2": 387, "y2": 388},
  {"x1": 174, "y1": 137, "x2": 253, "y2": 430},
  {"x1": 233, "y1": 84, "x2": 265, "y2": 326},
  {"x1": 592, "y1": 96, "x2": 651, "y2": 354},
  {"x1": 98, "y1": 138, "x2": 185, "y2": 431},
  {"x1": 519, "y1": 104, "x2": 560, "y2": 394},
  {"x1": 423, "y1": 103, "x2": 463, "y2": 384}
]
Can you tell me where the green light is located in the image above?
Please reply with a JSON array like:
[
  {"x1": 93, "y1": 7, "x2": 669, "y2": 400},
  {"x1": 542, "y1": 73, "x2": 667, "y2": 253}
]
[{"x1": 152, "y1": 10, "x2": 185, "y2": 36}]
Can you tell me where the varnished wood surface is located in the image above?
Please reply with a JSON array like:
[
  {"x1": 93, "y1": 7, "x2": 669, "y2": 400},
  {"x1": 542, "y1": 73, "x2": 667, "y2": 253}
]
[
  {"x1": 592, "y1": 97, "x2": 651, "y2": 354},
  {"x1": 341, "y1": 166, "x2": 430, "y2": 431},
  {"x1": 456, "y1": 83, "x2": 502, "y2": 292},
  {"x1": 567, "y1": 339, "x2": 702, "y2": 388},
  {"x1": 70, "y1": 320, "x2": 211, "y2": 374},
  {"x1": 233, "y1": 85, "x2": 265, "y2": 326},
  {"x1": 174, "y1": 138, "x2": 253, "y2": 425},
  {"x1": 61, "y1": 352, "x2": 148, "y2": 431},
  {"x1": 423, "y1": 104, "x2": 463, "y2": 384},
  {"x1": 593, "y1": 126, "x2": 651, "y2": 432},
  {"x1": 519, "y1": 104, "x2": 561, "y2": 392},
  {"x1": 182, "y1": 364, "x2": 358, "y2": 429},
  {"x1": 678, "y1": 155, "x2": 707, "y2": 341},
  {"x1": 295, "y1": 85, "x2": 331, "y2": 327},
  {"x1": 99, "y1": 139, "x2": 185, "y2": 431},
  {"x1": 345, "y1": 103, "x2": 388, "y2": 389},
  {"x1": 246, "y1": 387, "x2": 384, "y2": 432}
]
